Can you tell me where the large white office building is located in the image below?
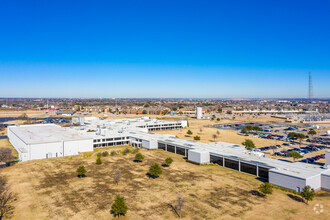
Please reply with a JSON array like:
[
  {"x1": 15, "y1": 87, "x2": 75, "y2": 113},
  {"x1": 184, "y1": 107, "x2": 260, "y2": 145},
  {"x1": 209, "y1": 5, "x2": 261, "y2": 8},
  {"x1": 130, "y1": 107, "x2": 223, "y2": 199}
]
[{"x1": 8, "y1": 116, "x2": 330, "y2": 191}]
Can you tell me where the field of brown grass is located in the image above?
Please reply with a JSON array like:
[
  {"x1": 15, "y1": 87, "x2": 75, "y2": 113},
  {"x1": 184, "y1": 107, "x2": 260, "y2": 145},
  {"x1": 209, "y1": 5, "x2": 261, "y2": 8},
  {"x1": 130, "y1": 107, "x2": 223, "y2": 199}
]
[
  {"x1": 1, "y1": 146, "x2": 329, "y2": 219},
  {"x1": 153, "y1": 117, "x2": 286, "y2": 148}
]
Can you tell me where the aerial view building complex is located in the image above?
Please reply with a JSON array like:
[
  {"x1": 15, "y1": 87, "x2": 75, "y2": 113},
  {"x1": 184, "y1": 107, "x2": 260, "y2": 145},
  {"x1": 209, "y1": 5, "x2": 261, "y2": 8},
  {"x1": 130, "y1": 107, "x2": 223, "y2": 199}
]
[{"x1": 8, "y1": 116, "x2": 330, "y2": 192}]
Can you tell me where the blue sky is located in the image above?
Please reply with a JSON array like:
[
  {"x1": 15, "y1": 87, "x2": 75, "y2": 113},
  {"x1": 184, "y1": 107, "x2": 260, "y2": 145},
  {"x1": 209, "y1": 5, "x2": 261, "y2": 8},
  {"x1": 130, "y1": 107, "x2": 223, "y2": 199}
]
[{"x1": 0, "y1": 0, "x2": 329, "y2": 98}]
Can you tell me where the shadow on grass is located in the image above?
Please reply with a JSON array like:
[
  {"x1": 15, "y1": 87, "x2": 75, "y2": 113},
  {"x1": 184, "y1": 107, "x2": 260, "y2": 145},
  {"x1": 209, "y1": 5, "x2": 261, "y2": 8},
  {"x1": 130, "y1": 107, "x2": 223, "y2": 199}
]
[
  {"x1": 287, "y1": 194, "x2": 305, "y2": 203},
  {"x1": 77, "y1": 174, "x2": 86, "y2": 178},
  {"x1": 249, "y1": 190, "x2": 265, "y2": 198},
  {"x1": 133, "y1": 160, "x2": 142, "y2": 163},
  {"x1": 162, "y1": 164, "x2": 169, "y2": 167},
  {"x1": 146, "y1": 172, "x2": 159, "y2": 179}
]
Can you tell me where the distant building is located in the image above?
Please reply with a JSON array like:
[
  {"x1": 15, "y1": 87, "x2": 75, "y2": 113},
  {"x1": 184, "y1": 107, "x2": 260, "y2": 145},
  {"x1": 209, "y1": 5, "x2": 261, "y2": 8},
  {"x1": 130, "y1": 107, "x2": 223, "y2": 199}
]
[
  {"x1": 196, "y1": 107, "x2": 203, "y2": 119},
  {"x1": 56, "y1": 109, "x2": 76, "y2": 116}
]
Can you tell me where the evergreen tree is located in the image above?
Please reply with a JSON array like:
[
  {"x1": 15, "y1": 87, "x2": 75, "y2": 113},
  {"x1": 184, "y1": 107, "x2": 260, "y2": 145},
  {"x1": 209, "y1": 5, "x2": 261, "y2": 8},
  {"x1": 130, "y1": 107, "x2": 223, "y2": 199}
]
[
  {"x1": 301, "y1": 185, "x2": 315, "y2": 204},
  {"x1": 111, "y1": 195, "x2": 128, "y2": 217},
  {"x1": 149, "y1": 163, "x2": 162, "y2": 178}
]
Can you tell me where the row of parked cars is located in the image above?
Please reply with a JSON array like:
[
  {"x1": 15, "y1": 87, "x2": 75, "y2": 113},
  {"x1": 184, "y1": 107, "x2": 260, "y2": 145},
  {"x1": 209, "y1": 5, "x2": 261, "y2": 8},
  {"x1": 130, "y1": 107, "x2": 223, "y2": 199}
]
[
  {"x1": 256, "y1": 145, "x2": 282, "y2": 152},
  {"x1": 40, "y1": 117, "x2": 71, "y2": 124},
  {"x1": 300, "y1": 154, "x2": 325, "y2": 164},
  {"x1": 274, "y1": 145, "x2": 327, "y2": 157},
  {"x1": 306, "y1": 137, "x2": 330, "y2": 145}
]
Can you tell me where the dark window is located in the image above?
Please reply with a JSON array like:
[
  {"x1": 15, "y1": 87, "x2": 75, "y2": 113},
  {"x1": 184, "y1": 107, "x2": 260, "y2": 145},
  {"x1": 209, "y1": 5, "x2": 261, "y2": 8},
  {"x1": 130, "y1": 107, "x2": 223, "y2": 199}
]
[
  {"x1": 114, "y1": 137, "x2": 121, "y2": 141},
  {"x1": 176, "y1": 147, "x2": 185, "y2": 156},
  {"x1": 93, "y1": 140, "x2": 97, "y2": 143},
  {"x1": 258, "y1": 167, "x2": 269, "y2": 179},
  {"x1": 158, "y1": 143, "x2": 166, "y2": 150},
  {"x1": 102, "y1": 139, "x2": 105, "y2": 142},
  {"x1": 224, "y1": 158, "x2": 239, "y2": 170},
  {"x1": 240, "y1": 162, "x2": 257, "y2": 175},
  {"x1": 210, "y1": 155, "x2": 223, "y2": 166},
  {"x1": 167, "y1": 144, "x2": 175, "y2": 153}
]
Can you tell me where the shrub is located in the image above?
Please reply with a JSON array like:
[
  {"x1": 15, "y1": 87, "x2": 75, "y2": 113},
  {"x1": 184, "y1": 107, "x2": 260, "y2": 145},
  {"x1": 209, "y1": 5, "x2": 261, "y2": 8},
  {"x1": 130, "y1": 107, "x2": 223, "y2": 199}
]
[
  {"x1": 68, "y1": 156, "x2": 73, "y2": 161},
  {"x1": 258, "y1": 182, "x2": 273, "y2": 196},
  {"x1": 97, "y1": 152, "x2": 102, "y2": 158},
  {"x1": 194, "y1": 136, "x2": 200, "y2": 141},
  {"x1": 102, "y1": 151, "x2": 109, "y2": 157},
  {"x1": 110, "y1": 195, "x2": 128, "y2": 217},
  {"x1": 122, "y1": 148, "x2": 131, "y2": 155},
  {"x1": 149, "y1": 163, "x2": 162, "y2": 178},
  {"x1": 132, "y1": 148, "x2": 139, "y2": 154},
  {"x1": 96, "y1": 157, "x2": 102, "y2": 165},
  {"x1": 77, "y1": 165, "x2": 87, "y2": 177},
  {"x1": 111, "y1": 151, "x2": 117, "y2": 156},
  {"x1": 165, "y1": 157, "x2": 173, "y2": 166},
  {"x1": 186, "y1": 130, "x2": 193, "y2": 135},
  {"x1": 134, "y1": 153, "x2": 144, "y2": 162}
]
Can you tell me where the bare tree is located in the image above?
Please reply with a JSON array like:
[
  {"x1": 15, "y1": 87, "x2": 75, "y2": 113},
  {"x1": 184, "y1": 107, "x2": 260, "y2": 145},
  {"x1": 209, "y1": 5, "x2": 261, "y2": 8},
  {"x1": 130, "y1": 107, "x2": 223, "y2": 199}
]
[
  {"x1": 0, "y1": 191, "x2": 17, "y2": 220},
  {"x1": 216, "y1": 130, "x2": 220, "y2": 135},
  {"x1": 0, "y1": 176, "x2": 17, "y2": 220},
  {"x1": 174, "y1": 195, "x2": 185, "y2": 218},
  {"x1": 212, "y1": 134, "x2": 218, "y2": 141},
  {"x1": 199, "y1": 128, "x2": 203, "y2": 133},
  {"x1": 0, "y1": 148, "x2": 14, "y2": 163},
  {"x1": 0, "y1": 176, "x2": 7, "y2": 193},
  {"x1": 114, "y1": 169, "x2": 121, "y2": 185}
]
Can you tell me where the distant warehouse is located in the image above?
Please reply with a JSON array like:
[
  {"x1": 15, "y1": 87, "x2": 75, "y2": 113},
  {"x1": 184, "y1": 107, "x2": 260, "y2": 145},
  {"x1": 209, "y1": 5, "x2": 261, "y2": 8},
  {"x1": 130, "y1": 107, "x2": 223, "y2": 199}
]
[
  {"x1": 7, "y1": 124, "x2": 93, "y2": 161},
  {"x1": 56, "y1": 109, "x2": 76, "y2": 116}
]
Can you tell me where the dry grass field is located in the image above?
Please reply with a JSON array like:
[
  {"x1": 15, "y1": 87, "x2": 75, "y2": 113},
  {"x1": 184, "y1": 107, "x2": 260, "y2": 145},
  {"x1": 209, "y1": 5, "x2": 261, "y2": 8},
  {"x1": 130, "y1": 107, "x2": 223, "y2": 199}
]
[
  {"x1": 153, "y1": 117, "x2": 286, "y2": 148},
  {"x1": 0, "y1": 146, "x2": 329, "y2": 220}
]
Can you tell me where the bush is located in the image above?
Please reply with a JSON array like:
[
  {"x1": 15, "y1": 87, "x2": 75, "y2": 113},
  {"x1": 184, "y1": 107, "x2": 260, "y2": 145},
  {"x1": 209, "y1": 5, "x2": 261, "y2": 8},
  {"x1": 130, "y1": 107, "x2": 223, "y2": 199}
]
[
  {"x1": 134, "y1": 153, "x2": 144, "y2": 162},
  {"x1": 68, "y1": 156, "x2": 73, "y2": 161},
  {"x1": 194, "y1": 136, "x2": 200, "y2": 141},
  {"x1": 102, "y1": 151, "x2": 109, "y2": 157},
  {"x1": 122, "y1": 148, "x2": 131, "y2": 155},
  {"x1": 111, "y1": 151, "x2": 117, "y2": 156},
  {"x1": 258, "y1": 182, "x2": 273, "y2": 196},
  {"x1": 96, "y1": 157, "x2": 102, "y2": 165},
  {"x1": 97, "y1": 152, "x2": 102, "y2": 158},
  {"x1": 132, "y1": 148, "x2": 139, "y2": 154},
  {"x1": 77, "y1": 165, "x2": 87, "y2": 177},
  {"x1": 165, "y1": 157, "x2": 173, "y2": 166},
  {"x1": 149, "y1": 163, "x2": 162, "y2": 178},
  {"x1": 110, "y1": 195, "x2": 128, "y2": 217},
  {"x1": 186, "y1": 130, "x2": 193, "y2": 135}
]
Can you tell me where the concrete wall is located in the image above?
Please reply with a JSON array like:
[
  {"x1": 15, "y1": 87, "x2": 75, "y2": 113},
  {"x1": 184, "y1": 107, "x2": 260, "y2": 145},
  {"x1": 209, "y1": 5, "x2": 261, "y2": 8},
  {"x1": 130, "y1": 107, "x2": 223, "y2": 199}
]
[
  {"x1": 306, "y1": 174, "x2": 321, "y2": 190},
  {"x1": 7, "y1": 127, "x2": 29, "y2": 161},
  {"x1": 63, "y1": 139, "x2": 93, "y2": 156},
  {"x1": 321, "y1": 173, "x2": 330, "y2": 191},
  {"x1": 30, "y1": 142, "x2": 63, "y2": 160},
  {"x1": 326, "y1": 151, "x2": 330, "y2": 165},
  {"x1": 269, "y1": 170, "x2": 306, "y2": 192}
]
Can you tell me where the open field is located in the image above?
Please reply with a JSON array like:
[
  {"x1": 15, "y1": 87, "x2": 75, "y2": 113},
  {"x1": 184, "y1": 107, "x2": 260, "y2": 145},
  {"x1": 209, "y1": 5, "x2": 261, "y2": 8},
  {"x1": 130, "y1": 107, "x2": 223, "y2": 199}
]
[
  {"x1": 0, "y1": 146, "x2": 329, "y2": 219},
  {"x1": 154, "y1": 117, "x2": 286, "y2": 148}
]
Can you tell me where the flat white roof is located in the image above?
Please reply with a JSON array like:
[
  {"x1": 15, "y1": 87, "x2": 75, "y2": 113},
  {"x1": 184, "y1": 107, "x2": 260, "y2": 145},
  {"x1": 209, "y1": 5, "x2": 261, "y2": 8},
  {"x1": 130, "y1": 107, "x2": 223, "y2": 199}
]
[{"x1": 9, "y1": 124, "x2": 92, "y2": 145}]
